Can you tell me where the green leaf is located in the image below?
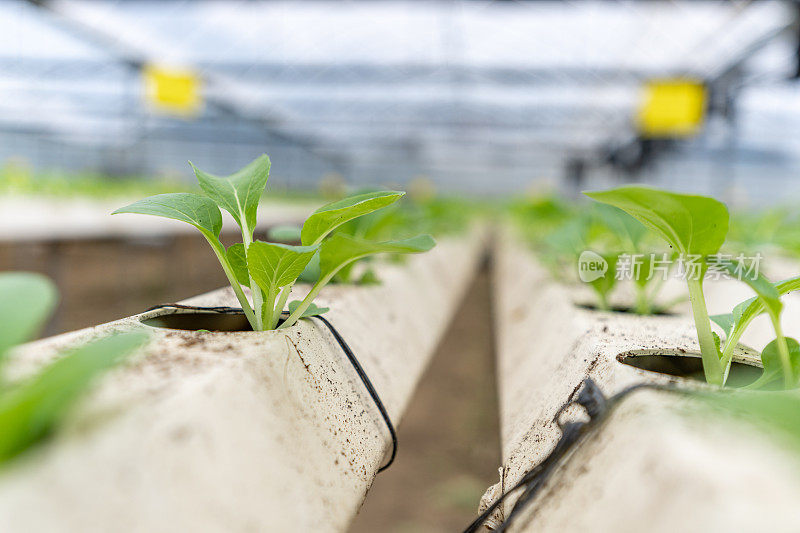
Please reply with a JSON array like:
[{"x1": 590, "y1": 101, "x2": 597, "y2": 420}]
[
  {"x1": 584, "y1": 186, "x2": 729, "y2": 256},
  {"x1": 588, "y1": 253, "x2": 618, "y2": 307},
  {"x1": 544, "y1": 218, "x2": 588, "y2": 258},
  {"x1": 714, "y1": 260, "x2": 781, "y2": 318},
  {"x1": 722, "y1": 275, "x2": 800, "y2": 350},
  {"x1": 287, "y1": 301, "x2": 329, "y2": 318},
  {"x1": 357, "y1": 269, "x2": 380, "y2": 285},
  {"x1": 0, "y1": 274, "x2": 57, "y2": 366},
  {"x1": 300, "y1": 191, "x2": 405, "y2": 246},
  {"x1": 247, "y1": 241, "x2": 319, "y2": 294},
  {"x1": 593, "y1": 204, "x2": 647, "y2": 250},
  {"x1": 112, "y1": 193, "x2": 223, "y2": 240},
  {"x1": 319, "y1": 234, "x2": 435, "y2": 280},
  {"x1": 226, "y1": 244, "x2": 250, "y2": 286},
  {"x1": 0, "y1": 331, "x2": 148, "y2": 464},
  {"x1": 267, "y1": 225, "x2": 302, "y2": 243},
  {"x1": 191, "y1": 154, "x2": 270, "y2": 233},
  {"x1": 753, "y1": 337, "x2": 800, "y2": 389},
  {"x1": 710, "y1": 313, "x2": 735, "y2": 334},
  {"x1": 297, "y1": 251, "x2": 321, "y2": 284},
  {"x1": 776, "y1": 275, "x2": 800, "y2": 297},
  {"x1": 699, "y1": 389, "x2": 800, "y2": 448},
  {"x1": 0, "y1": 273, "x2": 57, "y2": 363}
]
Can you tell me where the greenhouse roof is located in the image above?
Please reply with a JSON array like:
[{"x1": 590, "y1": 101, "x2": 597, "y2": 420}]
[{"x1": 1, "y1": 0, "x2": 798, "y2": 188}]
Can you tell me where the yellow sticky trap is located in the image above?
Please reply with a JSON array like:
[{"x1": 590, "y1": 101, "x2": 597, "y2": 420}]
[
  {"x1": 637, "y1": 79, "x2": 706, "y2": 138},
  {"x1": 143, "y1": 64, "x2": 202, "y2": 117}
]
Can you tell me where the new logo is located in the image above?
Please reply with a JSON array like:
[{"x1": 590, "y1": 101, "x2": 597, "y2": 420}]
[{"x1": 578, "y1": 251, "x2": 608, "y2": 282}]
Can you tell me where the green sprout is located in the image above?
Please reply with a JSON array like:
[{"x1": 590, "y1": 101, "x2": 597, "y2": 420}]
[
  {"x1": 113, "y1": 155, "x2": 435, "y2": 331},
  {"x1": 586, "y1": 185, "x2": 798, "y2": 388}
]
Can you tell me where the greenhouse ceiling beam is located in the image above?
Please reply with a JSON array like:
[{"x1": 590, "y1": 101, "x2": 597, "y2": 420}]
[
  {"x1": 0, "y1": 57, "x2": 713, "y2": 86},
  {"x1": 23, "y1": 0, "x2": 343, "y2": 169}
]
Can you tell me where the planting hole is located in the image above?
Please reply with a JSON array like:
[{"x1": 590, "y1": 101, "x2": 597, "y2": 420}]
[
  {"x1": 141, "y1": 311, "x2": 253, "y2": 332},
  {"x1": 576, "y1": 303, "x2": 676, "y2": 316},
  {"x1": 617, "y1": 351, "x2": 762, "y2": 386}
]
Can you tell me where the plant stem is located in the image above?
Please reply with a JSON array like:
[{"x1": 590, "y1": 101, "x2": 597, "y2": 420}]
[
  {"x1": 719, "y1": 328, "x2": 744, "y2": 386},
  {"x1": 271, "y1": 284, "x2": 292, "y2": 328},
  {"x1": 241, "y1": 223, "x2": 263, "y2": 331},
  {"x1": 206, "y1": 236, "x2": 258, "y2": 329},
  {"x1": 278, "y1": 278, "x2": 328, "y2": 329},
  {"x1": 686, "y1": 277, "x2": 723, "y2": 385},
  {"x1": 769, "y1": 314, "x2": 793, "y2": 389},
  {"x1": 262, "y1": 286, "x2": 277, "y2": 330},
  {"x1": 634, "y1": 285, "x2": 650, "y2": 315},
  {"x1": 592, "y1": 288, "x2": 610, "y2": 311}
]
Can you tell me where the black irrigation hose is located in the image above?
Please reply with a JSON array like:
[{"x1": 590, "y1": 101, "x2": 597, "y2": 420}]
[
  {"x1": 146, "y1": 303, "x2": 245, "y2": 314},
  {"x1": 462, "y1": 379, "x2": 685, "y2": 533},
  {"x1": 144, "y1": 304, "x2": 397, "y2": 473},
  {"x1": 311, "y1": 313, "x2": 398, "y2": 472}
]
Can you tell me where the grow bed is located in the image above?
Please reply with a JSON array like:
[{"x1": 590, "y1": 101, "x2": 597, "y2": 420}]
[
  {"x1": 0, "y1": 228, "x2": 485, "y2": 533},
  {"x1": 477, "y1": 228, "x2": 800, "y2": 530}
]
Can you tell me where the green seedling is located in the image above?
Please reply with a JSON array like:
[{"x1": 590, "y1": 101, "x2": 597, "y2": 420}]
[
  {"x1": 711, "y1": 275, "x2": 800, "y2": 389},
  {"x1": 114, "y1": 155, "x2": 435, "y2": 331},
  {"x1": 591, "y1": 203, "x2": 666, "y2": 315},
  {"x1": 588, "y1": 252, "x2": 618, "y2": 311},
  {"x1": 586, "y1": 185, "x2": 797, "y2": 387},
  {"x1": 0, "y1": 272, "x2": 147, "y2": 464},
  {"x1": 529, "y1": 202, "x2": 669, "y2": 314}
]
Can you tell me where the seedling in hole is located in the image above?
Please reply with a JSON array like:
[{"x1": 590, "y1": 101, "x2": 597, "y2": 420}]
[
  {"x1": 586, "y1": 186, "x2": 798, "y2": 388},
  {"x1": 0, "y1": 272, "x2": 148, "y2": 464},
  {"x1": 114, "y1": 155, "x2": 435, "y2": 331},
  {"x1": 534, "y1": 203, "x2": 669, "y2": 314}
]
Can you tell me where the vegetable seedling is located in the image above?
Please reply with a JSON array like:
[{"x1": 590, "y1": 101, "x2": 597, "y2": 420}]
[
  {"x1": 586, "y1": 185, "x2": 798, "y2": 388},
  {"x1": 114, "y1": 155, "x2": 435, "y2": 331}
]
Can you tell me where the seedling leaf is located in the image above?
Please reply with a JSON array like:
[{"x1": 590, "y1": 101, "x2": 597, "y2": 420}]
[
  {"x1": 587, "y1": 253, "x2": 618, "y2": 311},
  {"x1": 319, "y1": 234, "x2": 435, "y2": 279},
  {"x1": 287, "y1": 301, "x2": 329, "y2": 318},
  {"x1": 584, "y1": 186, "x2": 729, "y2": 256},
  {"x1": 192, "y1": 154, "x2": 270, "y2": 232},
  {"x1": 710, "y1": 313, "x2": 735, "y2": 335},
  {"x1": 751, "y1": 337, "x2": 800, "y2": 389},
  {"x1": 715, "y1": 260, "x2": 781, "y2": 317},
  {"x1": 0, "y1": 331, "x2": 148, "y2": 464},
  {"x1": 0, "y1": 273, "x2": 57, "y2": 362},
  {"x1": 112, "y1": 193, "x2": 223, "y2": 240},
  {"x1": 297, "y1": 251, "x2": 321, "y2": 284},
  {"x1": 226, "y1": 243, "x2": 250, "y2": 286},
  {"x1": 247, "y1": 242, "x2": 320, "y2": 292},
  {"x1": 721, "y1": 275, "x2": 800, "y2": 358},
  {"x1": 301, "y1": 191, "x2": 405, "y2": 246},
  {"x1": 593, "y1": 204, "x2": 647, "y2": 250}
]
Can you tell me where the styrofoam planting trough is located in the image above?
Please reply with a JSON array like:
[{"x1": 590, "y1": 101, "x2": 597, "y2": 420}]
[
  {"x1": 480, "y1": 229, "x2": 800, "y2": 531},
  {"x1": 0, "y1": 229, "x2": 485, "y2": 533},
  {"x1": 496, "y1": 389, "x2": 800, "y2": 532}
]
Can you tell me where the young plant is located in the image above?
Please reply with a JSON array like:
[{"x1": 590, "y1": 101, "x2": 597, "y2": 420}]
[
  {"x1": 533, "y1": 204, "x2": 668, "y2": 314},
  {"x1": 592, "y1": 204, "x2": 668, "y2": 315},
  {"x1": 585, "y1": 185, "x2": 797, "y2": 387},
  {"x1": 0, "y1": 272, "x2": 147, "y2": 464},
  {"x1": 711, "y1": 275, "x2": 800, "y2": 388},
  {"x1": 114, "y1": 155, "x2": 435, "y2": 331}
]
